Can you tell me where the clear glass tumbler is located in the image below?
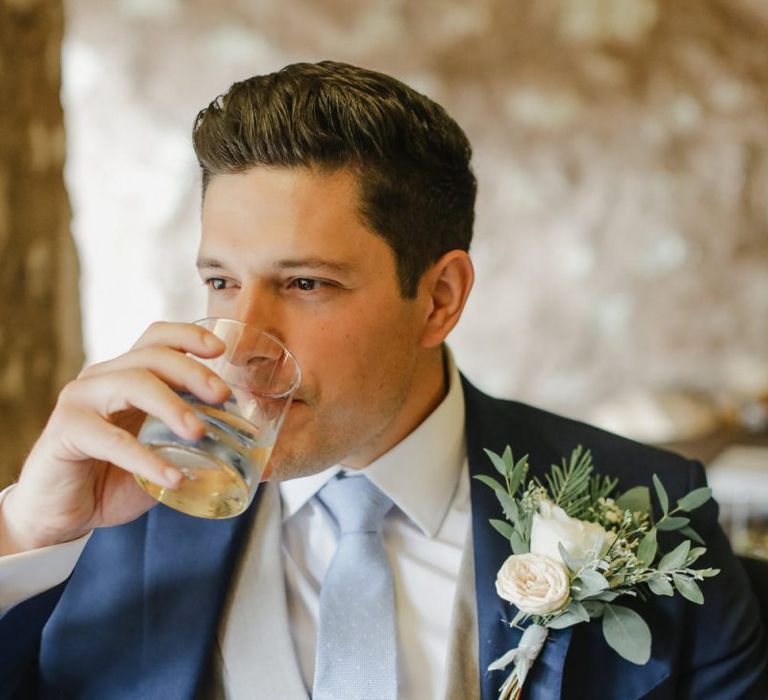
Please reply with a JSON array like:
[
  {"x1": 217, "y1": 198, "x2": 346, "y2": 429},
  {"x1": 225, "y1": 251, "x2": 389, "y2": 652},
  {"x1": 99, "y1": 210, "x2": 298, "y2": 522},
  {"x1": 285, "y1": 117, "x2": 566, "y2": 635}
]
[{"x1": 135, "y1": 318, "x2": 301, "y2": 519}]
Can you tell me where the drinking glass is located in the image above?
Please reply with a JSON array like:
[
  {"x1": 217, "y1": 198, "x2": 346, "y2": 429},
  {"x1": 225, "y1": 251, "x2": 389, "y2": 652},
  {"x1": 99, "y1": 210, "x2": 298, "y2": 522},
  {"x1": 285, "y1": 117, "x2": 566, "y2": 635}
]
[{"x1": 135, "y1": 318, "x2": 301, "y2": 519}]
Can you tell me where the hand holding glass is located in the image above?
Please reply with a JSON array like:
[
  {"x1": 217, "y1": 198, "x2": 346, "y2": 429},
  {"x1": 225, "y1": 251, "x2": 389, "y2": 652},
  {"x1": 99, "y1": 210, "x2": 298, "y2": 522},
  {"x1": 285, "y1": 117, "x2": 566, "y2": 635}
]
[{"x1": 135, "y1": 318, "x2": 301, "y2": 519}]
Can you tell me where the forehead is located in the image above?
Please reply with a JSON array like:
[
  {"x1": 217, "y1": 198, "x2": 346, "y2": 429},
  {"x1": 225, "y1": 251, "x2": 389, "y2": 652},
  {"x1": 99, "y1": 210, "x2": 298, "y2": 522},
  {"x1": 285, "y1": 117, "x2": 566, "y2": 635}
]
[
  {"x1": 199, "y1": 166, "x2": 387, "y2": 266},
  {"x1": 203, "y1": 166, "x2": 358, "y2": 228}
]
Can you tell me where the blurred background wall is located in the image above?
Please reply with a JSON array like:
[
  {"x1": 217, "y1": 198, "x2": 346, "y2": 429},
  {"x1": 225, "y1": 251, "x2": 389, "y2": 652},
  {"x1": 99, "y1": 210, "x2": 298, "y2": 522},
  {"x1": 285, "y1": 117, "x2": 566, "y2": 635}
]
[
  {"x1": 2, "y1": 0, "x2": 768, "y2": 488},
  {"x1": 0, "y1": 0, "x2": 83, "y2": 487}
]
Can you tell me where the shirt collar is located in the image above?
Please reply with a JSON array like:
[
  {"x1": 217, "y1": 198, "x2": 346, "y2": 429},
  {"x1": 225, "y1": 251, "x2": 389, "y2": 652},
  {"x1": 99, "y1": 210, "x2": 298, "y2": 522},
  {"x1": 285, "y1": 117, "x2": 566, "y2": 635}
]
[{"x1": 280, "y1": 347, "x2": 466, "y2": 538}]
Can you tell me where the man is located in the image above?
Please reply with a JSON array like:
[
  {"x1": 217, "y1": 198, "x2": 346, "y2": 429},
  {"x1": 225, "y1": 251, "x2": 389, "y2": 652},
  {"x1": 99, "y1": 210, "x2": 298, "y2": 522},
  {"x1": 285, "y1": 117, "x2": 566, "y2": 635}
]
[{"x1": 0, "y1": 61, "x2": 765, "y2": 699}]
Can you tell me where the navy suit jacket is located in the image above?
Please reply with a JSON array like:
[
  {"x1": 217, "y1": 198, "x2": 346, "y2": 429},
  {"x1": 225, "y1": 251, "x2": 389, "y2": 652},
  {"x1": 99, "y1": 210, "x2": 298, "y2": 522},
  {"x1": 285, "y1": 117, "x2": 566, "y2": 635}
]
[{"x1": 1, "y1": 377, "x2": 766, "y2": 699}]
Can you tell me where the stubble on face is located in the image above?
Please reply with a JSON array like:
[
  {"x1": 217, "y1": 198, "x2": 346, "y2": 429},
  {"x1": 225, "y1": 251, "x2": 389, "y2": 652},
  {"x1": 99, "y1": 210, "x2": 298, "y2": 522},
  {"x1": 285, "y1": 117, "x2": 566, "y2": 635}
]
[{"x1": 267, "y1": 333, "x2": 423, "y2": 480}]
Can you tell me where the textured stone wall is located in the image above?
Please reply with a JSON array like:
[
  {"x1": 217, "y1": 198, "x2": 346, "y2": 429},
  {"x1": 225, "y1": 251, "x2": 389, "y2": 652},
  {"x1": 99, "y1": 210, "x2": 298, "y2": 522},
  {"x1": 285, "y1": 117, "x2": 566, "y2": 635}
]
[
  {"x1": 0, "y1": 0, "x2": 83, "y2": 486},
  {"x1": 62, "y1": 0, "x2": 768, "y2": 429}
]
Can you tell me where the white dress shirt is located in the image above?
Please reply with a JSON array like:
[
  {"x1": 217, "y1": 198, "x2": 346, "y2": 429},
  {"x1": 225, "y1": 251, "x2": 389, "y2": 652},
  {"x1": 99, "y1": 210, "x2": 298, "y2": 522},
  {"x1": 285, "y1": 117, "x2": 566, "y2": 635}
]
[{"x1": 0, "y1": 351, "x2": 470, "y2": 700}]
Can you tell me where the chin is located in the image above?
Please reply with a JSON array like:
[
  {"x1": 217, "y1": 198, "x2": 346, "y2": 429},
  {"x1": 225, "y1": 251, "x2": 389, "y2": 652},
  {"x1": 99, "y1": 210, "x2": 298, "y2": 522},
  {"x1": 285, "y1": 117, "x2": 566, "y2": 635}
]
[
  {"x1": 263, "y1": 454, "x2": 328, "y2": 482},
  {"x1": 268, "y1": 427, "x2": 350, "y2": 482}
]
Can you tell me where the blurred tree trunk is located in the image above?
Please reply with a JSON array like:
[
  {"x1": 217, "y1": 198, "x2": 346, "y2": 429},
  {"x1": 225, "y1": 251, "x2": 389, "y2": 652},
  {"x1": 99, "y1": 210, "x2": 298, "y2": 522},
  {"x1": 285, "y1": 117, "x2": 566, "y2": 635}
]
[{"x1": 0, "y1": 0, "x2": 83, "y2": 487}]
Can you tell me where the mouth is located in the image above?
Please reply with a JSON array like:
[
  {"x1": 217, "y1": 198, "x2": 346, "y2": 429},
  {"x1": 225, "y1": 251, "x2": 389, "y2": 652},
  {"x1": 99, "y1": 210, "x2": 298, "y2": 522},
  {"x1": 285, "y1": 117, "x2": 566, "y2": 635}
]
[{"x1": 289, "y1": 398, "x2": 308, "y2": 411}]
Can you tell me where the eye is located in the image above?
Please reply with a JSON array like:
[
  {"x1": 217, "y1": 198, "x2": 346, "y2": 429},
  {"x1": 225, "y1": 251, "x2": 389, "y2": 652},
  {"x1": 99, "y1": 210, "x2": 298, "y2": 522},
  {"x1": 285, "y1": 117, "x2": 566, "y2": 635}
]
[
  {"x1": 204, "y1": 278, "x2": 230, "y2": 291},
  {"x1": 290, "y1": 278, "x2": 321, "y2": 292}
]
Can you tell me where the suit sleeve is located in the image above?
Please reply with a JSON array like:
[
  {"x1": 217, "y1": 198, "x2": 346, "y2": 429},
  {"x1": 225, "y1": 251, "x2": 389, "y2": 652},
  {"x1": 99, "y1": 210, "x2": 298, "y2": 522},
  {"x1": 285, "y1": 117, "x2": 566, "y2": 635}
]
[
  {"x1": 0, "y1": 582, "x2": 66, "y2": 698},
  {"x1": 0, "y1": 488, "x2": 87, "y2": 697},
  {"x1": 678, "y1": 460, "x2": 768, "y2": 699}
]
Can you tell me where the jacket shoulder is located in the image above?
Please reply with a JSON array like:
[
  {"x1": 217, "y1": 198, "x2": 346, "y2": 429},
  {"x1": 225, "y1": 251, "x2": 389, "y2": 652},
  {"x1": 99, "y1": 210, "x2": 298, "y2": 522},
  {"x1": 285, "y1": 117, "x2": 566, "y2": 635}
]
[{"x1": 461, "y1": 375, "x2": 706, "y2": 501}]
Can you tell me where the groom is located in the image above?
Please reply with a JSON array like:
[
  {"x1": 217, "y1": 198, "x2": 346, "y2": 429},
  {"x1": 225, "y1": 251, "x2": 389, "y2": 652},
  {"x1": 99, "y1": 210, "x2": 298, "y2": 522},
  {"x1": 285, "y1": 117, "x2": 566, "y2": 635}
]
[{"x1": 0, "y1": 61, "x2": 765, "y2": 699}]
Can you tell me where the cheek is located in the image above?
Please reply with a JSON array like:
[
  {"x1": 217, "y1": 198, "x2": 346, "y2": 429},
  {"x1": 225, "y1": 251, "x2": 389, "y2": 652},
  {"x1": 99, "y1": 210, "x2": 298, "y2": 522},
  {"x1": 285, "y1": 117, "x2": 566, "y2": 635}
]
[{"x1": 290, "y1": 299, "x2": 421, "y2": 393}]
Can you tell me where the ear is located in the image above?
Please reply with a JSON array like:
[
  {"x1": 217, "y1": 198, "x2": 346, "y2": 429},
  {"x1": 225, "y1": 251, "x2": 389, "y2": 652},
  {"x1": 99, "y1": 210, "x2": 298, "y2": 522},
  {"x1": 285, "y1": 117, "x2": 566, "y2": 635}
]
[{"x1": 419, "y1": 250, "x2": 474, "y2": 348}]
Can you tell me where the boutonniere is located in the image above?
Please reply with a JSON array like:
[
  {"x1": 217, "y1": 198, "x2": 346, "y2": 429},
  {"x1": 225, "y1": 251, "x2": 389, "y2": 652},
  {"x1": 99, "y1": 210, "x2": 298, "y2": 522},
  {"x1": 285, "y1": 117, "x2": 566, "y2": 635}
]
[{"x1": 476, "y1": 446, "x2": 719, "y2": 700}]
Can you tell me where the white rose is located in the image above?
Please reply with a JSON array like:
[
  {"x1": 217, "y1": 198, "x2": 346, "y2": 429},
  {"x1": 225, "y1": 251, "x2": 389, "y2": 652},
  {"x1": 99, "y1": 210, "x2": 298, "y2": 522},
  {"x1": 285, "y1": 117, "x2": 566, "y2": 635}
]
[
  {"x1": 495, "y1": 553, "x2": 570, "y2": 615},
  {"x1": 530, "y1": 500, "x2": 611, "y2": 564}
]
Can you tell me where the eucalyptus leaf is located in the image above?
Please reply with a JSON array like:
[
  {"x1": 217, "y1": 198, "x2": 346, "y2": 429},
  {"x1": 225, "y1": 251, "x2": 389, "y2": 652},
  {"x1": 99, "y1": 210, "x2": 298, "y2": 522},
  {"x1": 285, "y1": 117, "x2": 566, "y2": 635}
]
[
  {"x1": 547, "y1": 610, "x2": 588, "y2": 629},
  {"x1": 571, "y1": 585, "x2": 590, "y2": 602},
  {"x1": 647, "y1": 575, "x2": 674, "y2": 596},
  {"x1": 582, "y1": 600, "x2": 606, "y2": 618},
  {"x1": 658, "y1": 540, "x2": 691, "y2": 571},
  {"x1": 637, "y1": 529, "x2": 658, "y2": 567},
  {"x1": 589, "y1": 590, "x2": 619, "y2": 603},
  {"x1": 672, "y1": 574, "x2": 704, "y2": 604},
  {"x1": 652, "y1": 474, "x2": 669, "y2": 514},
  {"x1": 685, "y1": 547, "x2": 706, "y2": 566},
  {"x1": 557, "y1": 543, "x2": 580, "y2": 572},
  {"x1": 578, "y1": 568, "x2": 610, "y2": 594},
  {"x1": 510, "y1": 531, "x2": 529, "y2": 555},
  {"x1": 502, "y1": 445, "x2": 514, "y2": 475},
  {"x1": 679, "y1": 525, "x2": 705, "y2": 545},
  {"x1": 495, "y1": 490, "x2": 519, "y2": 522},
  {"x1": 657, "y1": 516, "x2": 690, "y2": 532},
  {"x1": 602, "y1": 604, "x2": 651, "y2": 665},
  {"x1": 484, "y1": 449, "x2": 509, "y2": 478},
  {"x1": 676, "y1": 487, "x2": 712, "y2": 512},
  {"x1": 490, "y1": 518, "x2": 515, "y2": 541},
  {"x1": 616, "y1": 486, "x2": 651, "y2": 515},
  {"x1": 509, "y1": 456, "x2": 529, "y2": 495},
  {"x1": 474, "y1": 474, "x2": 506, "y2": 495},
  {"x1": 566, "y1": 600, "x2": 591, "y2": 623}
]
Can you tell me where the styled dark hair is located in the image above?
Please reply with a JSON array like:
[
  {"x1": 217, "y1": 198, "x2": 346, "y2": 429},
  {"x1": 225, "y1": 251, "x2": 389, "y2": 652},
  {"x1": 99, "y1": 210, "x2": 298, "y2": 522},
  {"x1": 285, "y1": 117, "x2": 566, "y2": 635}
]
[{"x1": 192, "y1": 60, "x2": 476, "y2": 298}]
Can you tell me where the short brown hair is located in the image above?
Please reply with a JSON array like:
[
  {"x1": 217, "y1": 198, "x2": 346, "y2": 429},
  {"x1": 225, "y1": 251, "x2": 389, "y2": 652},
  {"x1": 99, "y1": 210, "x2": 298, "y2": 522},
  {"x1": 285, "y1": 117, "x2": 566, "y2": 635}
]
[{"x1": 192, "y1": 61, "x2": 476, "y2": 297}]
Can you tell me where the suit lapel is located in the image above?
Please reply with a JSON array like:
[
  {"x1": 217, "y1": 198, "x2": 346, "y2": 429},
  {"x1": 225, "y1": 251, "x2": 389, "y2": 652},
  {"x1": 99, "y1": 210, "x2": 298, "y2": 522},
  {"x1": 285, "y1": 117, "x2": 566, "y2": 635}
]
[
  {"x1": 140, "y1": 495, "x2": 259, "y2": 697},
  {"x1": 462, "y1": 376, "x2": 573, "y2": 700}
]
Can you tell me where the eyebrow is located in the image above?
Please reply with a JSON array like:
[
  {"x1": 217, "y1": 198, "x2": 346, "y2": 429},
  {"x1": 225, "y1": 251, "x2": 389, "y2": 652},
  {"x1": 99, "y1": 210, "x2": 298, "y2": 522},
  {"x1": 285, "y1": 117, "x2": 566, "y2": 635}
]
[{"x1": 195, "y1": 256, "x2": 357, "y2": 274}]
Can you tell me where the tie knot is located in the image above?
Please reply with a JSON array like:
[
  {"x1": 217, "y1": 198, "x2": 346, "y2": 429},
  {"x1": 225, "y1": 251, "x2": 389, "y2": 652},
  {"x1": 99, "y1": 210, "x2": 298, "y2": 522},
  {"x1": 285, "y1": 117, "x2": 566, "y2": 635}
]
[{"x1": 318, "y1": 474, "x2": 393, "y2": 534}]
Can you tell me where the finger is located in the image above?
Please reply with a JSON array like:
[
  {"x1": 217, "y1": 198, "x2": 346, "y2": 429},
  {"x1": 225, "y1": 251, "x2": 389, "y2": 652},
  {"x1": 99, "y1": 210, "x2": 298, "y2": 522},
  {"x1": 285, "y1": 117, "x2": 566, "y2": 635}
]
[
  {"x1": 78, "y1": 346, "x2": 230, "y2": 405},
  {"x1": 58, "y1": 369, "x2": 209, "y2": 441},
  {"x1": 131, "y1": 320, "x2": 225, "y2": 356},
  {"x1": 56, "y1": 408, "x2": 184, "y2": 489}
]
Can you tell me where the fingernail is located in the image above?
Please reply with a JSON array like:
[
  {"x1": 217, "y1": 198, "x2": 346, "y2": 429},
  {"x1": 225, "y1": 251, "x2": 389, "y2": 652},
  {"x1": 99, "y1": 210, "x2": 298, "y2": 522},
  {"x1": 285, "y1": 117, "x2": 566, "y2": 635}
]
[
  {"x1": 207, "y1": 374, "x2": 229, "y2": 394},
  {"x1": 204, "y1": 334, "x2": 224, "y2": 351},
  {"x1": 163, "y1": 468, "x2": 182, "y2": 488},
  {"x1": 184, "y1": 411, "x2": 203, "y2": 434}
]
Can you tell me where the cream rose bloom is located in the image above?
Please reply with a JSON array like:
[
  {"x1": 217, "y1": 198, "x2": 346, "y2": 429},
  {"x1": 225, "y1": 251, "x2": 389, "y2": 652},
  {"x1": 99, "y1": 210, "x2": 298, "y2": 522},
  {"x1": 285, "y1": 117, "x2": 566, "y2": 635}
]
[
  {"x1": 495, "y1": 553, "x2": 570, "y2": 615},
  {"x1": 530, "y1": 500, "x2": 611, "y2": 564}
]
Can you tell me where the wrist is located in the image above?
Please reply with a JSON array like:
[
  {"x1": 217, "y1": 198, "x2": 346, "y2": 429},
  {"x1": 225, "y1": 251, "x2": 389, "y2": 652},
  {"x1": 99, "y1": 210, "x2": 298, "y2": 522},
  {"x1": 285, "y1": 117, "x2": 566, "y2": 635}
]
[{"x1": 0, "y1": 486, "x2": 69, "y2": 555}]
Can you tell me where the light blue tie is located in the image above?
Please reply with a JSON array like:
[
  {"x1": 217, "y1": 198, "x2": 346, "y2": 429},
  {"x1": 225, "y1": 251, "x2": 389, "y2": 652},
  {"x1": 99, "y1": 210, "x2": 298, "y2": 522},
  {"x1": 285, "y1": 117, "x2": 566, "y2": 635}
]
[{"x1": 312, "y1": 474, "x2": 398, "y2": 700}]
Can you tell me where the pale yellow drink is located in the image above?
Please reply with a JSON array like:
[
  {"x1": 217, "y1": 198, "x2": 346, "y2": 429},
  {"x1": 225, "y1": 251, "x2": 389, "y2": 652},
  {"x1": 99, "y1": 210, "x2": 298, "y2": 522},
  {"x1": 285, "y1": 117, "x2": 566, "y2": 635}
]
[{"x1": 137, "y1": 399, "x2": 274, "y2": 519}]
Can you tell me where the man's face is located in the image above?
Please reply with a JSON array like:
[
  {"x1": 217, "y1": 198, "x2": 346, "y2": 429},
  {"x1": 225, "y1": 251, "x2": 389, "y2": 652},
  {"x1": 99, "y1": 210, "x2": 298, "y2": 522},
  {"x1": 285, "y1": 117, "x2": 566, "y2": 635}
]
[{"x1": 197, "y1": 166, "x2": 436, "y2": 480}]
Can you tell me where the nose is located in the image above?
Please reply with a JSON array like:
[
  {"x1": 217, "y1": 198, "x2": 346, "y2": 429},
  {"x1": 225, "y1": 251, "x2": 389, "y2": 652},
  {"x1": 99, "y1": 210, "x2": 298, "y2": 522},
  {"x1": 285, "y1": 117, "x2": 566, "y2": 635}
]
[
  {"x1": 207, "y1": 315, "x2": 290, "y2": 393},
  {"x1": 232, "y1": 283, "x2": 277, "y2": 336},
  {"x1": 222, "y1": 284, "x2": 290, "y2": 373}
]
